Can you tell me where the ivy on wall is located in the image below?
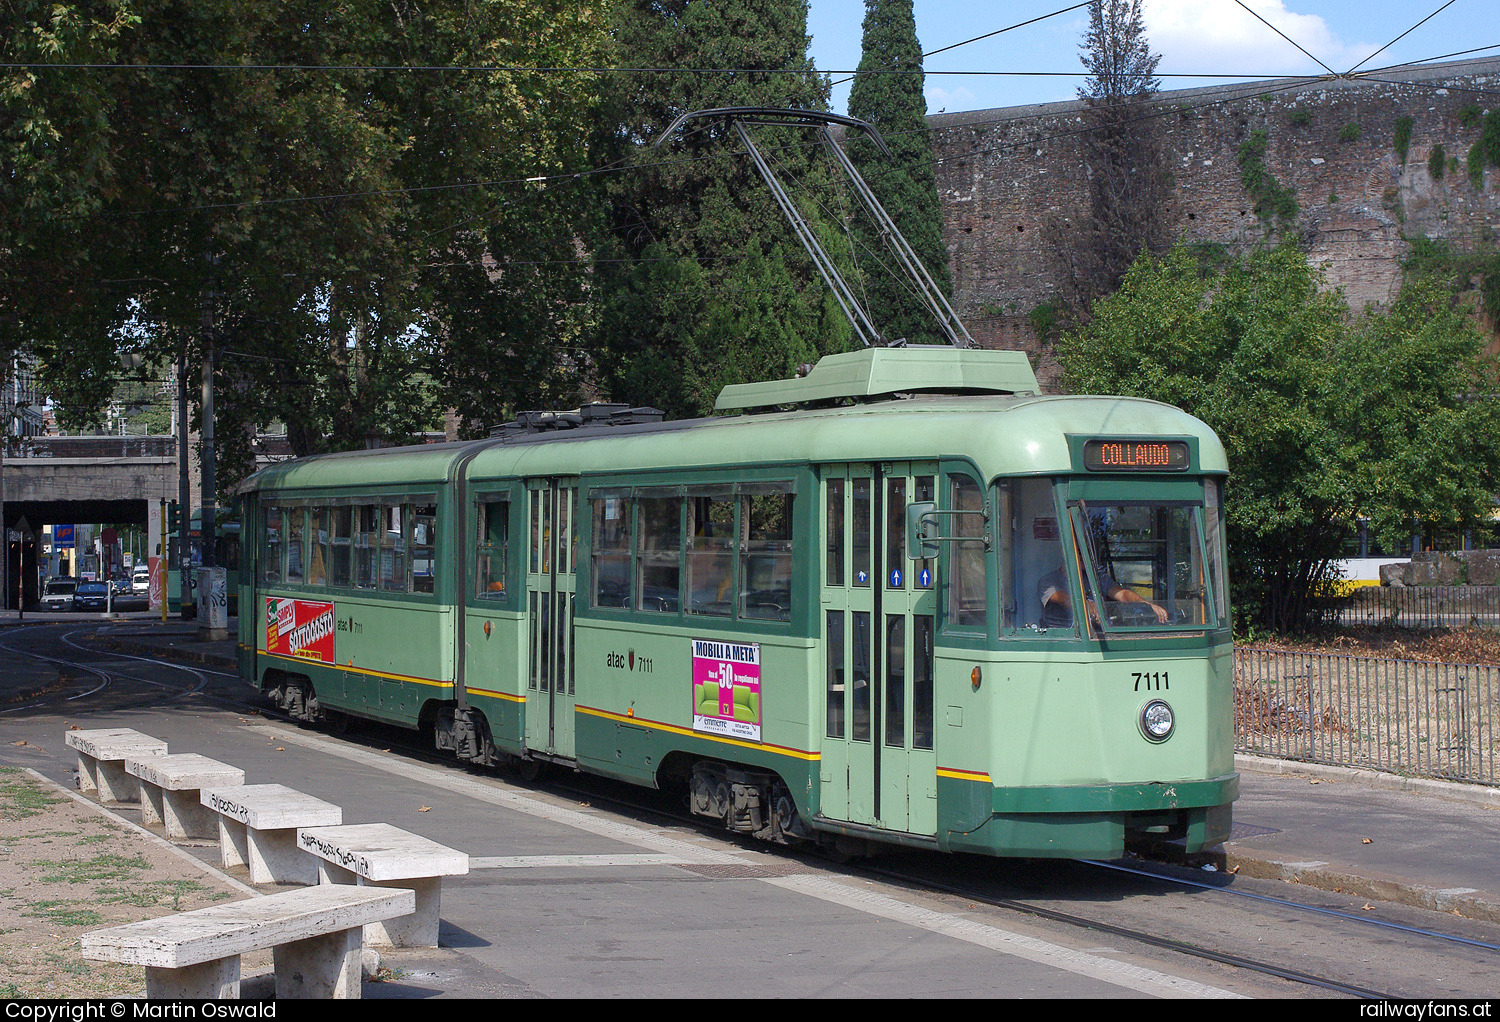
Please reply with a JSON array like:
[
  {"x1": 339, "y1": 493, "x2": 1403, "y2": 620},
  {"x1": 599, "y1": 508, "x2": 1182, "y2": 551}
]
[
  {"x1": 1236, "y1": 130, "x2": 1299, "y2": 229},
  {"x1": 1394, "y1": 115, "x2": 1414, "y2": 164}
]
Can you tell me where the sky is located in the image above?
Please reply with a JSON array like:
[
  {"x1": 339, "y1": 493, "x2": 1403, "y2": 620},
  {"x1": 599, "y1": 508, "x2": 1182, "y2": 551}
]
[{"x1": 806, "y1": 0, "x2": 1500, "y2": 116}]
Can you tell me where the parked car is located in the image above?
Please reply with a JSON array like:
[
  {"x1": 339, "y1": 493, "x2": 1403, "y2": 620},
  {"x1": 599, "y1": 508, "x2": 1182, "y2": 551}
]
[
  {"x1": 72, "y1": 581, "x2": 110, "y2": 612},
  {"x1": 132, "y1": 564, "x2": 151, "y2": 593},
  {"x1": 41, "y1": 577, "x2": 77, "y2": 611}
]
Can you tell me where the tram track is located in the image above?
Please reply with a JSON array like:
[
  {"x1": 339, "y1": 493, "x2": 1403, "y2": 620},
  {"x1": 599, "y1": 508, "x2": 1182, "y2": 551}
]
[
  {"x1": 536, "y1": 767, "x2": 1498, "y2": 999},
  {"x1": 14, "y1": 634, "x2": 1494, "y2": 997},
  {"x1": 235, "y1": 705, "x2": 1496, "y2": 998},
  {"x1": 861, "y1": 860, "x2": 1390, "y2": 998},
  {"x1": 0, "y1": 622, "x2": 218, "y2": 714}
]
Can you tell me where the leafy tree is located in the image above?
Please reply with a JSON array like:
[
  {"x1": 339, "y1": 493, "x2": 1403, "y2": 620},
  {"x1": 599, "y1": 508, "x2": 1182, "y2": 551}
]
[
  {"x1": 1062, "y1": 0, "x2": 1169, "y2": 311},
  {"x1": 590, "y1": 0, "x2": 852, "y2": 419},
  {"x1": 1, "y1": 1, "x2": 613, "y2": 484},
  {"x1": 1058, "y1": 245, "x2": 1500, "y2": 633},
  {"x1": 844, "y1": 0, "x2": 951, "y2": 345}
]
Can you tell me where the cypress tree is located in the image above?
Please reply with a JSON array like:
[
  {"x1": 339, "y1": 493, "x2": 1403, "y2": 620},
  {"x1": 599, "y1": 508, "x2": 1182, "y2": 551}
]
[
  {"x1": 844, "y1": 0, "x2": 953, "y2": 346},
  {"x1": 1072, "y1": 0, "x2": 1169, "y2": 302},
  {"x1": 591, "y1": 0, "x2": 853, "y2": 417}
]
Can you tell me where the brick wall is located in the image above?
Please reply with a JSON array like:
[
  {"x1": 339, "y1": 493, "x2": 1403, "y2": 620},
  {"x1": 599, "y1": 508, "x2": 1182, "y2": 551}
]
[{"x1": 929, "y1": 57, "x2": 1500, "y2": 392}]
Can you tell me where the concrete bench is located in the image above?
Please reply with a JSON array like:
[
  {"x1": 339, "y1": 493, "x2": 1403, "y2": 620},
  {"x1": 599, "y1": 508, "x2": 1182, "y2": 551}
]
[
  {"x1": 80, "y1": 884, "x2": 415, "y2": 999},
  {"x1": 64, "y1": 728, "x2": 168, "y2": 804},
  {"x1": 297, "y1": 823, "x2": 469, "y2": 948},
  {"x1": 125, "y1": 753, "x2": 245, "y2": 840},
  {"x1": 201, "y1": 784, "x2": 343, "y2": 886}
]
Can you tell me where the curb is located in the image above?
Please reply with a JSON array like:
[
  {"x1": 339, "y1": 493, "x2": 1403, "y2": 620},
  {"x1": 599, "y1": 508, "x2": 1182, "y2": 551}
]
[
  {"x1": 1235, "y1": 753, "x2": 1500, "y2": 809},
  {"x1": 1230, "y1": 754, "x2": 1500, "y2": 924},
  {"x1": 1221, "y1": 849, "x2": 1500, "y2": 925}
]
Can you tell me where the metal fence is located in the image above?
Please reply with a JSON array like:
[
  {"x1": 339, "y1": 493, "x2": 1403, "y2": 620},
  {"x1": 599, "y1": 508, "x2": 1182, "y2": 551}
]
[
  {"x1": 1317, "y1": 586, "x2": 1500, "y2": 630},
  {"x1": 1234, "y1": 647, "x2": 1499, "y2": 786}
]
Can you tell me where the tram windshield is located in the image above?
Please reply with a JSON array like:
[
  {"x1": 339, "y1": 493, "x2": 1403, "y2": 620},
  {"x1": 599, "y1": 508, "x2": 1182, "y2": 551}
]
[{"x1": 1006, "y1": 479, "x2": 1227, "y2": 636}]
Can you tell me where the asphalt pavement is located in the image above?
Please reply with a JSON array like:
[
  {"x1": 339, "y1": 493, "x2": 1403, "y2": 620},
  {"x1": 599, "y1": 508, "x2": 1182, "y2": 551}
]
[{"x1": 5, "y1": 609, "x2": 1499, "y2": 926}]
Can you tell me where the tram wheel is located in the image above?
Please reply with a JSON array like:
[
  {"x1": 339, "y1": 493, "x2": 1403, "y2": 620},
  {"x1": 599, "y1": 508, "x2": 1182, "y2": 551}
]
[
  {"x1": 773, "y1": 793, "x2": 801, "y2": 841},
  {"x1": 691, "y1": 775, "x2": 716, "y2": 816}
]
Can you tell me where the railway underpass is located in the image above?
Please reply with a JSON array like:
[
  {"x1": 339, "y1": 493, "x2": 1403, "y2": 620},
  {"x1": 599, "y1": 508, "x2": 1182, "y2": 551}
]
[{"x1": 1, "y1": 437, "x2": 180, "y2": 609}]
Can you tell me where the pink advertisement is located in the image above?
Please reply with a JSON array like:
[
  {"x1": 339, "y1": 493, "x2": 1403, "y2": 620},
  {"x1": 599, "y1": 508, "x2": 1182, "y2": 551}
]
[
  {"x1": 691, "y1": 638, "x2": 762, "y2": 742},
  {"x1": 264, "y1": 597, "x2": 336, "y2": 663}
]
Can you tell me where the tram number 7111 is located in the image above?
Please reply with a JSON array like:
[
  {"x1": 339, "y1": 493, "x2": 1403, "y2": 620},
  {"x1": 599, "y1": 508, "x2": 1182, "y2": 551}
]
[{"x1": 1132, "y1": 671, "x2": 1169, "y2": 691}]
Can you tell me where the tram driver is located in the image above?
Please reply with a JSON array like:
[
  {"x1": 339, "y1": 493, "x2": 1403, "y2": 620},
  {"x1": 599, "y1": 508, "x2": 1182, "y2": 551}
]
[{"x1": 1039, "y1": 563, "x2": 1168, "y2": 628}]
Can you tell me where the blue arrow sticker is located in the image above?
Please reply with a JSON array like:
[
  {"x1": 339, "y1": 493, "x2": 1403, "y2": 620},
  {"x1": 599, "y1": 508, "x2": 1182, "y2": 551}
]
[
  {"x1": 857, "y1": 570, "x2": 869, "y2": 584},
  {"x1": 890, "y1": 568, "x2": 903, "y2": 587},
  {"x1": 919, "y1": 568, "x2": 931, "y2": 588}
]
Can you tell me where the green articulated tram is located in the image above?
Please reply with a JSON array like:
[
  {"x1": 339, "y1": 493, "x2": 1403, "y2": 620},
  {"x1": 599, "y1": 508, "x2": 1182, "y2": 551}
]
[{"x1": 236, "y1": 345, "x2": 1237, "y2": 860}]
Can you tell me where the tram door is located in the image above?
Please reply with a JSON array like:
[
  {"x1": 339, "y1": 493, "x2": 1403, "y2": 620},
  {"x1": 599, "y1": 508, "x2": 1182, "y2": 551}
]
[
  {"x1": 525, "y1": 479, "x2": 578, "y2": 759},
  {"x1": 820, "y1": 463, "x2": 938, "y2": 836}
]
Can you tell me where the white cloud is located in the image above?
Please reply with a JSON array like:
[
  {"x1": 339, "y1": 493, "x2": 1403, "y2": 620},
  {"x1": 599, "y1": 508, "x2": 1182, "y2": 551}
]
[
  {"x1": 926, "y1": 85, "x2": 977, "y2": 113},
  {"x1": 1143, "y1": 0, "x2": 1387, "y2": 78}
]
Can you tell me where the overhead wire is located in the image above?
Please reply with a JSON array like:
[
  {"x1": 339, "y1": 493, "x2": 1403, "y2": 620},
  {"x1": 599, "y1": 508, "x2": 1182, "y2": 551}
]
[
  {"x1": 12, "y1": 3, "x2": 1497, "y2": 229},
  {"x1": 23, "y1": 0, "x2": 1499, "y2": 435},
  {"x1": 7, "y1": 4, "x2": 1497, "y2": 298}
]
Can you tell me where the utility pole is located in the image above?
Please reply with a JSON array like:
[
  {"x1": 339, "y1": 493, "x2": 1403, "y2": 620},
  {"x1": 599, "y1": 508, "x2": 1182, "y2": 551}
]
[
  {"x1": 177, "y1": 349, "x2": 191, "y2": 619},
  {"x1": 201, "y1": 309, "x2": 215, "y2": 571},
  {"x1": 196, "y1": 263, "x2": 227, "y2": 640}
]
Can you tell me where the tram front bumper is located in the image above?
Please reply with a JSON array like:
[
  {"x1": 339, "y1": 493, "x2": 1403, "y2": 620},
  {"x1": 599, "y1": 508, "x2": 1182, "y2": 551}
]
[{"x1": 940, "y1": 773, "x2": 1239, "y2": 859}]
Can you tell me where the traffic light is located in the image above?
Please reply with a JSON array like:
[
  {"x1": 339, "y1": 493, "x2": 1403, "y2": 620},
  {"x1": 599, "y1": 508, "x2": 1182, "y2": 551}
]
[{"x1": 166, "y1": 501, "x2": 179, "y2": 534}]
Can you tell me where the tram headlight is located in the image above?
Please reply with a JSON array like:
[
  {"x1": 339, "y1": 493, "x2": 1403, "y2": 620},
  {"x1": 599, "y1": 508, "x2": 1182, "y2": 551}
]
[{"x1": 1138, "y1": 699, "x2": 1175, "y2": 743}]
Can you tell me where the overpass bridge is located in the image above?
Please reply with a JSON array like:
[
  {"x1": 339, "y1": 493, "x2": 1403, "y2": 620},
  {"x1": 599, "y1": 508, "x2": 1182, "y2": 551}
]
[{"x1": 2, "y1": 436, "x2": 188, "y2": 609}]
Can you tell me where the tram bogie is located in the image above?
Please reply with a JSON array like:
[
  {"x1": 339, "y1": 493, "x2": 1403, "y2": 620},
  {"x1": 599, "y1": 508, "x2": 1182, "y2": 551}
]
[{"x1": 236, "y1": 346, "x2": 1237, "y2": 861}]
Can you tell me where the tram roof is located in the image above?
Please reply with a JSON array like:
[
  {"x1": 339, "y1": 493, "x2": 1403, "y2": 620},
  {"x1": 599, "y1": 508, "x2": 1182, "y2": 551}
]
[
  {"x1": 239, "y1": 349, "x2": 1226, "y2": 496},
  {"x1": 239, "y1": 394, "x2": 1224, "y2": 497},
  {"x1": 471, "y1": 392, "x2": 1227, "y2": 481}
]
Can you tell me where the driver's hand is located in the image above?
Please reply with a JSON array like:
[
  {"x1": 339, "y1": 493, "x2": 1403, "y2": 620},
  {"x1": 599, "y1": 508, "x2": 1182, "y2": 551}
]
[{"x1": 1149, "y1": 602, "x2": 1169, "y2": 623}]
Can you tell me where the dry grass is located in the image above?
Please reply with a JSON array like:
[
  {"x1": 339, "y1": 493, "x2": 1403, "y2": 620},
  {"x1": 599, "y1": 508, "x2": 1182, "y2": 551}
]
[
  {"x1": 0, "y1": 769, "x2": 244, "y2": 999},
  {"x1": 1234, "y1": 627, "x2": 1500, "y2": 782},
  {"x1": 1242, "y1": 625, "x2": 1500, "y2": 665}
]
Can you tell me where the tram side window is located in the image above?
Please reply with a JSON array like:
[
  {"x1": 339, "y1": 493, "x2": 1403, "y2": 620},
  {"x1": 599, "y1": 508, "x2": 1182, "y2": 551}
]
[
  {"x1": 688, "y1": 495, "x2": 735, "y2": 617},
  {"x1": 262, "y1": 507, "x2": 283, "y2": 584},
  {"x1": 329, "y1": 507, "x2": 353, "y2": 587},
  {"x1": 1009, "y1": 478, "x2": 1073, "y2": 635},
  {"x1": 852, "y1": 477, "x2": 872, "y2": 588},
  {"x1": 354, "y1": 505, "x2": 380, "y2": 588},
  {"x1": 592, "y1": 497, "x2": 632, "y2": 608},
  {"x1": 285, "y1": 507, "x2": 305, "y2": 584},
  {"x1": 306, "y1": 508, "x2": 328, "y2": 586},
  {"x1": 1206, "y1": 479, "x2": 1229, "y2": 624},
  {"x1": 382, "y1": 505, "x2": 406, "y2": 592},
  {"x1": 825, "y1": 479, "x2": 845, "y2": 586},
  {"x1": 947, "y1": 476, "x2": 985, "y2": 629},
  {"x1": 636, "y1": 497, "x2": 681, "y2": 613},
  {"x1": 411, "y1": 503, "x2": 437, "y2": 594},
  {"x1": 476, "y1": 499, "x2": 509, "y2": 600},
  {"x1": 742, "y1": 493, "x2": 793, "y2": 621}
]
